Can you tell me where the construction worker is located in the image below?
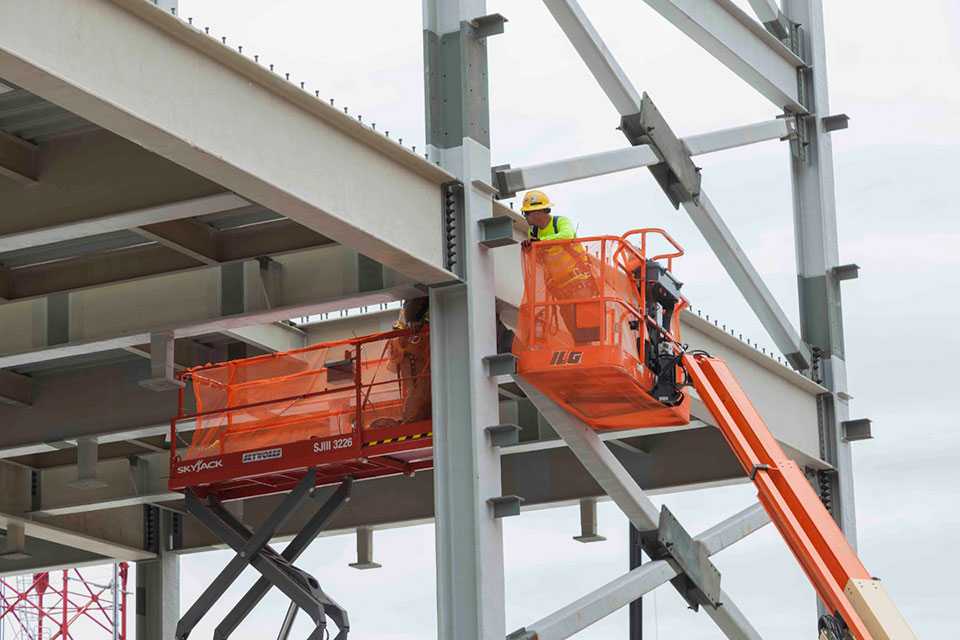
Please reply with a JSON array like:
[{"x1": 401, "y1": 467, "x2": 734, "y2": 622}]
[
  {"x1": 382, "y1": 297, "x2": 431, "y2": 425},
  {"x1": 519, "y1": 190, "x2": 600, "y2": 342}
]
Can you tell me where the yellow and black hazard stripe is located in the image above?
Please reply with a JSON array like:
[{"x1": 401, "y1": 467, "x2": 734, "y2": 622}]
[{"x1": 365, "y1": 432, "x2": 433, "y2": 447}]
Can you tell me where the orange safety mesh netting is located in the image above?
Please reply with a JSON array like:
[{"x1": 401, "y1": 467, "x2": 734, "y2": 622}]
[
  {"x1": 179, "y1": 329, "x2": 430, "y2": 460},
  {"x1": 512, "y1": 236, "x2": 689, "y2": 430}
]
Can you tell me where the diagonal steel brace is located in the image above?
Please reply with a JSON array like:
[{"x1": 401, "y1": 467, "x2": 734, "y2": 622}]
[
  {"x1": 215, "y1": 478, "x2": 354, "y2": 640},
  {"x1": 179, "y1": 471, "x2": 351, "y2": 640}
]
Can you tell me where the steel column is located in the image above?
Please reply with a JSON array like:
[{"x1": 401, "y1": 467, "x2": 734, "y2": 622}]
[
  {"x1": 424, "y1": 2, "x2": 506, "y2": 639},
  {"x1": 629, "y1": 524, "x2": 642, "y2": 640},
  {"x1": 781, "y1": 0, "x2": 858, "y2": 548},
  {"x1": 136, "y1": 511, "x2": 179, "y2": 640}
]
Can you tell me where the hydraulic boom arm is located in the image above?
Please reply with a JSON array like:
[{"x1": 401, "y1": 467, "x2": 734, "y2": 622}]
[{"x1": 682, "y1": 354, "x2": 915, "y2": 640}]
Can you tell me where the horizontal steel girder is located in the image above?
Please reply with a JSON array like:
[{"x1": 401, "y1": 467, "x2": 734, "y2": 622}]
[
  {"x1": 0, "y1": 128, "x2": 37, "y2": 185},
  {"x1": 497, "y1": 118, "x2": 793, "y2": 195},
  {"x1": 0, "y1": 244, "x2": 420, "y2": 369},
  {"x1": 0, "y1": 218, "x2": 335, "y2": 303},
  {"x1": 0, "y1": 129, "x2": 246, "y2": 252},
  {"x1": 0, "y1": 0, "x2": 455, "y2": 284}
]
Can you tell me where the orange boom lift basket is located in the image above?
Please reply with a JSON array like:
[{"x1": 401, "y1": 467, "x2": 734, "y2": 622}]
[
  {"x1": 513, "y1": 228, "x2": 916, "y2": 639},
  {"x1": 512, "y1": 229, "x2": 691, "y2": 430},
  {"x1": 168, "y1": 328, "x2": 434, "y2": 501}
]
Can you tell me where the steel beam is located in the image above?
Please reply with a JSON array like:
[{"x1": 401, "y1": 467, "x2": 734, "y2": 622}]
[
  {"x1": 513, "y1": 377, "x2": 660, "y2": 530},
  {"x1": 133, "y1": 218, "x2": 220, "y2": 265},
  {"x1": 496, "y1": 119, "x2": 793, "y2": 194},
  {"x1": 509, "y1": 561, "x2": 677, "y2": 640},
  {"x1": 545, "y1": 0, "x2": 803, "y2": 113},
  {"x1": 0, "y1": 368, "x2": 30, "y2": 406},
  {"x1": 514, "y1": 378, "x2": 768, "y2": 640},
  {"x1": 0, "y1": 0, "x2": 454, "y2": 284},
  {"x1": 521, "y1": 506, "x2": 768, "y2": 640},
  {"x1": 682, "y1": 194, "x2": 811, "y2": 369},
  {"x1": 223, "y1": 323, "x2": 307, "y2": 353},
  {"x1": 541, "y1": 0, "x2": 807, "y2": 367},
  {"x1": 0, "y1": 219, "x2": 335, "y2": 303},
  {"x1": 0, "y1": 309, "x2": 825, "y2": 468},
  {"x1": 0, "y1": 245, "x2": 420, "y2": 368},
  {"x1": 640, "y1": 0, "x2": 806, "y2": 112},
  {"x1": 0, "y1": 511, "x2": 154, "y2": 563},
  {"x1": 0, "y1": 191, "x2": 247, "y2": 255},
  {"x1": 0, "y1": 538, "x2": 110, "y2": 577},
  {"x1": 508, "y1": 487, "x2": 770, "y2": 640},
  {"x1": 743, "y1": 0, "x2": 795, "y2": 42},
  {"x1": 0, "y1": 128, "x2": 37, "y2": 185},
  {"x1": 542, "y1": 0, "x2": 644, "y2": 115},
  {"x1": 35, "y1": 454, "x2": 178, "y2": 516}
]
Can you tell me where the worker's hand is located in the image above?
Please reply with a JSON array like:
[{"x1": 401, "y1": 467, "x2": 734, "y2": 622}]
[
  {"x1": 521, "y1": 237, "x2": 539, "y2": 249},
  {"x1": 407, "y1": 320, "x2": 423, "y2": 332}
]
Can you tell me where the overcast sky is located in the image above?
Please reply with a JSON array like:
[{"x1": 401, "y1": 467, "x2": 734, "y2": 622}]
[{"x1": 156, "y1": 1, "x2": 960, "y2": 638}]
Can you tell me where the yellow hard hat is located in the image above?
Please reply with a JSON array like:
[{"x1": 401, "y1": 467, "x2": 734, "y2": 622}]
[{"x1": 521, "y1": 190, "x2": 554, "y2": 213}]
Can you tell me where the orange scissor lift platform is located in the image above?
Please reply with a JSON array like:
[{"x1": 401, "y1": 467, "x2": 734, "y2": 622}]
[
  {"x1": 513, "y1": 230, "x2": 915, "y2": 640},
  {"x1": 169, "y1": 328, "x2": 434, "y2": 502}
]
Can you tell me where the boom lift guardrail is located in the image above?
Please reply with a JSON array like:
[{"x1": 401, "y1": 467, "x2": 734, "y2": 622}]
[{"x1": 512, "y1": 230, "x2": 916, "y2": 640}]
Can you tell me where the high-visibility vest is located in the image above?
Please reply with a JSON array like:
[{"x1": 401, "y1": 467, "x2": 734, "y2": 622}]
[
  {"x1": 393, "y1": 305, "x2": 430, "y2": 330},
  {"x1": 529, "y1": 216, "x2": 590, "y2": 290}
]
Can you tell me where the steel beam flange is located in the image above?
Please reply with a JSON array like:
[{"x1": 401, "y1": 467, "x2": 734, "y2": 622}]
[
  {"x1": 491, "y1": 163, "x2": 516, "y2": 199},
  {"x1": 484, "y1": 423, "x2": 521, "y2": 447},
  {"x1": 841, "y1": 418, "x2": 872, "y2": 442},
  {"x1": 488, "y1": 495, "x2": 524, "y2": 518},
  {"x1": 478, "y1": 216, "x2": 518, "y2": 248},
  {"x1": 484, "y1": 353, "x2": 518, "y2": 376},
  {"x1": 619, "y1": 93, "x2": 701, "y2": 209},
  {"x1": 470, "y1": 13, "x2": 508, "y2": 39},
  {"x1": 637, "y1": 506, "x2": 722, "y2": 610}
]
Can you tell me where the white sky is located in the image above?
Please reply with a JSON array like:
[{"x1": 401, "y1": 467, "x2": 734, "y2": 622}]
[{"x1": 154, "y1": 0, "x2": 960, "y2": 637}]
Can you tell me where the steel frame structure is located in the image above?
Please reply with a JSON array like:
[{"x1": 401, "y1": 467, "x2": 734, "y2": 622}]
[
  {"x1": 443, "y1": 0, "x2": 860, "y2": 637},
  {"x1": 0, "y1": 0, "x2": 870, "y2": 637}
]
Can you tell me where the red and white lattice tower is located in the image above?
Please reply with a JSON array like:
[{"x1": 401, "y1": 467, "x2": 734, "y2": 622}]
[{"x1": 0, "y1": 563, "x2": 128, "y2": 640}]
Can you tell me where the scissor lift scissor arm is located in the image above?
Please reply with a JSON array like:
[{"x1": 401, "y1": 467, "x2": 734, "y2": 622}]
[{"x1": 682, "y1": 354, "x2": 915, "y2": 640}]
